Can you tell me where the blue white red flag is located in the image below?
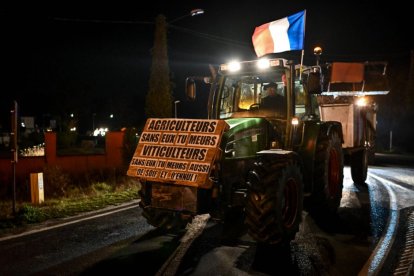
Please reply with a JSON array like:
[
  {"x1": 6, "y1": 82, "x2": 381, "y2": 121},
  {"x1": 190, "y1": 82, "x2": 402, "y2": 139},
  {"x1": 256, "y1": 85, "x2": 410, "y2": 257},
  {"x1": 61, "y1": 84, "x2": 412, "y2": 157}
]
[{"x1": 252, "y1": 10, "x2": 305, "y2": 57}]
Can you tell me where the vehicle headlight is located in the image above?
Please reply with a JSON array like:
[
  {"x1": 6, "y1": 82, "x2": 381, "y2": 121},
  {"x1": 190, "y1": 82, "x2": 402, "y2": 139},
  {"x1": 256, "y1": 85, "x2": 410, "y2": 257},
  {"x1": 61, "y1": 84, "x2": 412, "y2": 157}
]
[{"x1": 356, "y1": 97, "x2": 367, "y2": 107}]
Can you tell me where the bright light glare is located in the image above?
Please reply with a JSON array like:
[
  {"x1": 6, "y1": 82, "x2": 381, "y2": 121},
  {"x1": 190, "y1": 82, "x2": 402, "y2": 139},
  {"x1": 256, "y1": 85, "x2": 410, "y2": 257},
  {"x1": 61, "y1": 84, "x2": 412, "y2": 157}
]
[
  {"x1": 228, "y1": 61, "x2": 241, "y2": 72},
  {"x1": 257, "y1": 59, "x2": 270, "y2": 69},
  {"x1": 356, "y1": 97, "x2": 367, "y2": 107},
  {"x1": 93, "y1": 127, "x2": 109, "y2": 136},
  {"x1": 291, "y1": 117, "x2": 299, "y2": 125},
  {"x1": 70, "y1": 127, "x2": 76, "y2": 132},
  {"x1": 191, "y1": 9, "x2": 204, "y2": 16}
]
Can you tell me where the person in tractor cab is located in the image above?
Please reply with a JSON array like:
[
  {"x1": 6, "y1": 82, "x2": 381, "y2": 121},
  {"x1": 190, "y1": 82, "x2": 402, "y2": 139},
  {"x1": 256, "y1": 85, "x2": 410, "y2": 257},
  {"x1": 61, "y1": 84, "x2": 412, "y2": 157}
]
[{"x1": 261, "y1": 82, "x2": 286, "y2": 113}]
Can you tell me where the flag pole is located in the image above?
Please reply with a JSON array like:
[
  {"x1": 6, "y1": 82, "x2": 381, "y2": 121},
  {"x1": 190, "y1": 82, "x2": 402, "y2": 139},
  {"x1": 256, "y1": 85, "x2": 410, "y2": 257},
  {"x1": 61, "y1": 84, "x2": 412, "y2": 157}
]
[
  {"x1": 300, "y1": 50, "x2": 304, "y2": 80},
  {"x1": 299, "y1": 10, "x2": 306, "y2": 80}
]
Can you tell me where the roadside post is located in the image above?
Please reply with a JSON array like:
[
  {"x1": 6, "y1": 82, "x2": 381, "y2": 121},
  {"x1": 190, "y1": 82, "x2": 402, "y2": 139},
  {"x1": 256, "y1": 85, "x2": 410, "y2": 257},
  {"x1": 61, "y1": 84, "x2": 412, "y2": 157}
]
[{"x1": 30, "y1": 172, "x2": 45, "y2": 204}]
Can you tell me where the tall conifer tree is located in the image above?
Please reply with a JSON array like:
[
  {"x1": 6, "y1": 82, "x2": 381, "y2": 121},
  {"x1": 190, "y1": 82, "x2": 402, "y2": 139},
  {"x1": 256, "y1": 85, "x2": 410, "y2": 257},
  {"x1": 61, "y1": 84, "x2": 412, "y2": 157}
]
[{"x1": 145, "y1": 14, "x2": 173, "y2": 118}]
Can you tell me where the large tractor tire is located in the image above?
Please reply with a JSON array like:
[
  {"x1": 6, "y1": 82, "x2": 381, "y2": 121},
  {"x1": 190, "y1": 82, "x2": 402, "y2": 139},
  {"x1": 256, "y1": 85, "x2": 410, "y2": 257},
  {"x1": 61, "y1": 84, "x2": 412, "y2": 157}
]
[
  {"x1": 245, "y1": 159, "x2": 304, "y2": 246},
  {"x1": 308, "y1": 131, "x2": 344, "y2": 219},
  {"x1": 138, "y1": 184, "x2": 192, "y2": 232},
  {"x1": 350, "y1": 148, "x2": 368, "y2": 186}
]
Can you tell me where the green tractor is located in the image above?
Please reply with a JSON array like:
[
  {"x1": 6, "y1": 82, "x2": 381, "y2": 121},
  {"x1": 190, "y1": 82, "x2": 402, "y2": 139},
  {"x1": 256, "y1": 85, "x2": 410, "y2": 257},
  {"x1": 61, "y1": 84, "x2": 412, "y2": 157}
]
[{"x1": 128, "y1": 56, "x2": 389, "y2": 246}]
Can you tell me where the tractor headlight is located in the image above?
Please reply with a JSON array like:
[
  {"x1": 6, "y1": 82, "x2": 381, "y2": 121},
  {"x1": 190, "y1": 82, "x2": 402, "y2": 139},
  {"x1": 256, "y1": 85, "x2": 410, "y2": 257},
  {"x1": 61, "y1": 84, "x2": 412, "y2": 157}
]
[
  {"x1": 291, "y1": 117, "x2": 299, "y2": 126},
  {"x1": 228, "y1": 61, "x2": 241, "y2": 72},
  {"x1": 257, "y1": 58, "x2": 270, "y2": 69}
]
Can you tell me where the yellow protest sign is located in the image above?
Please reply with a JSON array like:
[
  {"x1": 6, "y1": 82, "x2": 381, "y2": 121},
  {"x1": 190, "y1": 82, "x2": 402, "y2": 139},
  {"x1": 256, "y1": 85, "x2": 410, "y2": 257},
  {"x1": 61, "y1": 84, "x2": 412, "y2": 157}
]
[{"x1": 127, "y1": 118, "x2": 227, "y2": 188}]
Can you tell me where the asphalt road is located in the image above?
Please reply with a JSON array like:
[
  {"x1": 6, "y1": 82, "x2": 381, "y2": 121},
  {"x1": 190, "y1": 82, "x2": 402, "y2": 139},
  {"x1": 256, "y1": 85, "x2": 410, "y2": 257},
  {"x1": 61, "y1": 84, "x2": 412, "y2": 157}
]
[
  {"x1": 0, "y1": 201, "x2": 154, "y2": 275},
  {"x1": 0, "y1": 153, "x2": 413, "y2": 275},
  {"x1": 0, "y1": 193, "x2": 371, "y2": 275}
]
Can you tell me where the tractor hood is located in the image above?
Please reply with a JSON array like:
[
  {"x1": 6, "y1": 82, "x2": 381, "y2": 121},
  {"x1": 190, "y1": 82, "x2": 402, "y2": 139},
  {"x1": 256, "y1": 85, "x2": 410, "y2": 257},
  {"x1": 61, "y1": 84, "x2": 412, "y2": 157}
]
[{"x1": 222, "y1": 118, "x2": 270, "y2": 158}]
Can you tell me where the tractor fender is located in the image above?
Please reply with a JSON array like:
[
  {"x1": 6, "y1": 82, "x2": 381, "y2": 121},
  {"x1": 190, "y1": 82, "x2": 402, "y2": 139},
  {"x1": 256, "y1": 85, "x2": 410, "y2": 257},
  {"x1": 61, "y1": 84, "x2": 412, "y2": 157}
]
[{"x1": 319, "y1": 121, "x2": 344, "y2": 143}]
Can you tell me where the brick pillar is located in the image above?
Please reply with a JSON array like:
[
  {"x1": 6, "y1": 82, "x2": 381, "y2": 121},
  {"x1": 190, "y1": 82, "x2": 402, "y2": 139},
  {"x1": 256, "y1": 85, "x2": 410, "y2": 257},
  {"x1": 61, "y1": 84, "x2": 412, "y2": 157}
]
[
  {"x1": 106, "y1": 131, "x2": 124, "y2": 168},
  {"x1": 44, "y1": 132, "x2": 56, "y2": 164}
]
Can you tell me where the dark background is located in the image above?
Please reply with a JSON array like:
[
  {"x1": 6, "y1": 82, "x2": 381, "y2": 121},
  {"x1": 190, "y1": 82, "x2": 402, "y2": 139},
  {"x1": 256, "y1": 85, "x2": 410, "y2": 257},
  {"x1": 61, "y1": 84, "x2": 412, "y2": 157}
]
[{"x1": 1, "y1": 1, "x2": 413, "y2": 149}]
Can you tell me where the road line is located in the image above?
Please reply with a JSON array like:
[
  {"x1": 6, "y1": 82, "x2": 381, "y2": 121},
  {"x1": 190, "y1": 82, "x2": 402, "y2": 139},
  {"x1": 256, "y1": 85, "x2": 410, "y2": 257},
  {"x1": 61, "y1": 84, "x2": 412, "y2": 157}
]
[
  {"x1": 359, "y1": 173, "x2": 398, "y2": 275},
  {"x1": 156, "y1": 213, "x2": 211, "y2": 276}
]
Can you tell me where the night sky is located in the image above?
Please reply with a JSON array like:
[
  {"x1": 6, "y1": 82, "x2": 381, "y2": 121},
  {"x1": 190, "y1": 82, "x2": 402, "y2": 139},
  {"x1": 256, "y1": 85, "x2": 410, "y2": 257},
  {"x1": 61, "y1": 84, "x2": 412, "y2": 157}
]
[{"x1": 1, "y1": 1, "x2": 413, "y2": 133}]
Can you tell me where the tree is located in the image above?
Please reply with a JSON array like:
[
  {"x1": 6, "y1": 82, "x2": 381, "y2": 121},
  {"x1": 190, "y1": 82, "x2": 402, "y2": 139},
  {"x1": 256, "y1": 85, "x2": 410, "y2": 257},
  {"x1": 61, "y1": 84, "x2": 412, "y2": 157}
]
[{"x1": 145, "y1": 14, "x2": 173, "y2": 118}]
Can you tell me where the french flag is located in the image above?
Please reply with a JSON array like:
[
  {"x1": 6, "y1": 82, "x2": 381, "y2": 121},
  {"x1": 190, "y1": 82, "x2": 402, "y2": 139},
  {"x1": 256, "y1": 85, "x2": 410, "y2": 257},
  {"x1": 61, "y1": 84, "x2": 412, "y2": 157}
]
[{"x1": 252, "y1": 10, "x2": 306, "y2": 57}]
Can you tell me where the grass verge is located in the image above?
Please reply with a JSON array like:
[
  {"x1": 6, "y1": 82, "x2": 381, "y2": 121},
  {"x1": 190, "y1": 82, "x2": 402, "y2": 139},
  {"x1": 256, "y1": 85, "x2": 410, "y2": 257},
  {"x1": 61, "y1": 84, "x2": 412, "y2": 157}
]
[{"x1": 0, "y1": 180, "x2": 141, "y2": 234}]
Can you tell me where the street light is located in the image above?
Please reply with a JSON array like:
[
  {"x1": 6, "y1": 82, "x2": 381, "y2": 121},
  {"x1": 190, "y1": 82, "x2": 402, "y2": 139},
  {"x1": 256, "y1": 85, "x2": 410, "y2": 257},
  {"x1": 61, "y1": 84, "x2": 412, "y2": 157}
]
[
  {"x1": 169, "y1": 10, "x2": 203, "y2": 119},
  {"x1": 168, "y1": 8, "x2": 204, "y2": 24},
  {"x1": 174, "y1": 100, "x2": 180, "y2": 118},
  {"x1": 151, "y1": 10, "x2": 203, "y2": 119},
  {"x1": 92, "y1": 113, "x2": 96, "y2": 133},
  {"x1": 190, "y1": 9, "x2": 204, "y2": 16}
]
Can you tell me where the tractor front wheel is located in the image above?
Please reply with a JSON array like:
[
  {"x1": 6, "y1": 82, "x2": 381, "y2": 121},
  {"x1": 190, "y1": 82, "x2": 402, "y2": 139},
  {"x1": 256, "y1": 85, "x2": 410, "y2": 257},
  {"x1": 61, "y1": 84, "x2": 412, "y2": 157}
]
[
  {"x1": 245, "y1": 159, "x2": 304, "y2": 246},
  {"x1": 139, "y1": 183, "x2": 192, "y2": 232}
]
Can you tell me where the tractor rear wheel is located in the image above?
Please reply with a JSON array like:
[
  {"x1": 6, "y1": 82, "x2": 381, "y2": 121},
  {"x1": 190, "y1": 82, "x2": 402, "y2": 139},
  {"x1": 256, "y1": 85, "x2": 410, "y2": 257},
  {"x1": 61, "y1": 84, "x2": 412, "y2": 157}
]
[
  {"x1": 308, "y1": 131, "x2": 344, "y2": 219},
  {"x1": 245, "y1": 159, "x2": 304, "y2": 246}
]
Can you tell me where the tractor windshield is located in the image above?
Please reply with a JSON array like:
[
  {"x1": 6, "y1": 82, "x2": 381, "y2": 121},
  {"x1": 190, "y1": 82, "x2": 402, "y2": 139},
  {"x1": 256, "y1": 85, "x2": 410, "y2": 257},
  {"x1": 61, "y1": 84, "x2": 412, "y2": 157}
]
[{"x1": 218, "y1": 72, "x2": 288, "y2": 120}]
